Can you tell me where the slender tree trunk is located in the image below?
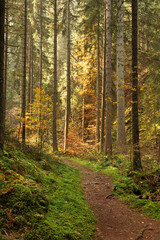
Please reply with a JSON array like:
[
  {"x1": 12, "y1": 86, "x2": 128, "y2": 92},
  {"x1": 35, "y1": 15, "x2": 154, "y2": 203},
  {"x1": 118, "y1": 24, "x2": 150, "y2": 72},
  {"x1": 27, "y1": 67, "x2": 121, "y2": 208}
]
[
  {"x1": 64, "y1": 0, "x2": 71, "y2": 151},
  {"x1": 31, "y1": 37, "x2": 34, "y2": 106},
  {"x1": 82, "y1": 96, "x2": 85, "y2": 141},
  {"x1": 96, "y1": 10, "x2": 100, "y2": 150},
  {"x1": 28, "y1": 42, "x2": 31, "y2": 107},
  {"x1": 39, "y1": 0, "x2": 43, "y2": 148},
  {"x1": 22, "y1": 0, "x2": 27, "y2": 144},
  {"x1": 117, "y1": 0, "x2": 126, "y2": 147},
  {"x1": 39, "y1": 0, "x2": 42, "y2": 89},
  {"x1": 52, "y1": 0, "x2": 58, "y2": 151},
  {"x1": 26, "y1": 17, "x2": 31, "y2": 140},
  {"x1": 105, "y1": 0, "x2": 112, "y2": 155},
  {"x1": 4, "y1": 0, "x2": 8, "y2": 124},
  {"x1": 132, "y1": 0, "x2": 142, "y2": 170},
  {"x1": 29, "y1": 0, "x2": 33, "y2": 109},
  {"x1": 0, "y1": 0, "x2": 5, "y2": 150},
  {"x1": 100, "y1": 7, "x2": 107, "y2": 152},
  {"x1": 27, "y1": 18, "x2": 32, "y2": 111}
]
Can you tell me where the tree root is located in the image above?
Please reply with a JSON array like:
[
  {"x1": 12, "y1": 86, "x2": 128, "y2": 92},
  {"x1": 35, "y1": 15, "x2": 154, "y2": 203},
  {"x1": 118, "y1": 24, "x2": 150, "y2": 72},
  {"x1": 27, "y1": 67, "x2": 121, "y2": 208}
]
[
  {"x1": 135, "y1": 225, "x2": 153, "y2": 240},
  {"x1": 105, "y1": 194, "x2": 114, "y2": 199}
]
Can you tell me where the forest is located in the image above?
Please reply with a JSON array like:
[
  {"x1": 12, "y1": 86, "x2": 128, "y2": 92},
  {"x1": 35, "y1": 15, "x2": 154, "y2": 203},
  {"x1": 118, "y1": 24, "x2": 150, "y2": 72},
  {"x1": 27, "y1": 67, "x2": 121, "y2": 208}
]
[
  {"x1": 0, "y1": 0, "x2": 160, "y2": 239},
  {"x1": 0, "y1": 0, "x2": 160, "y2": 167}
]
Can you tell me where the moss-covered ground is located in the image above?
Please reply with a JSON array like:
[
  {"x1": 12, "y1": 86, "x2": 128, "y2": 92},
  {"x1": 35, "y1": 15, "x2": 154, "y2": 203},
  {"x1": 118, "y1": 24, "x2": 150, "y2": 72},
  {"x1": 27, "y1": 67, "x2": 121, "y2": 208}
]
[{"x1": 0, "y1": 143, "x2": 95, "y2": 240}]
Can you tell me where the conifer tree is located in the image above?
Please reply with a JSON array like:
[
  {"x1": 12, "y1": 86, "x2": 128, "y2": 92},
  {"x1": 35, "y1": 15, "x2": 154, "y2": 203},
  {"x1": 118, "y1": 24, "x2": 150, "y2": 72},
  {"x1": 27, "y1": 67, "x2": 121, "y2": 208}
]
[
  {"x1": 117, "y1": 0, "x2": 126, "y2": 148},
  {"x1": 39, "y1": 0, "x2": 43, "y2": 148},
  {"x1": 96, "y1": 3, "x2": 100, "y2": 150},
  {"x1": 64, "y1": 0, "x2": 71, "y2": 151},
  {"x1": 132, "y1": 0, "x2": 142, "y2": 170},
  {"x1": 105, "y1": 0, "x2": 112, "y2": 154},
  {"x1": 0, "y1": 0, "x2": 5, "y2": 150},
  {"x1": 22, "y1": 0, "x2": 27, "y2": 144},
  {"x1": 4, "y1": 0, "x2": 8, "y2": 123},
  {"x1": 53, "y1": 0, "x2": 58, "y2": 151},
  {"x1": 100, "y1": 6, "x2": 107, "y2": 152}
]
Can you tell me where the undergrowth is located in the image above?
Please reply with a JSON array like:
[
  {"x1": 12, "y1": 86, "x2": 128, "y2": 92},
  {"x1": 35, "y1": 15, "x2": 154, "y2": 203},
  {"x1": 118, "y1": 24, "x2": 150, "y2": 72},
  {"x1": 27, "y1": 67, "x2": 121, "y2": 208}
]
[
  {"x1": 0, "y1": 142, "x2": 95, "y2": 240},
  {"x1": 60, "y1": 152, "x2": 160, "y2": 221}
]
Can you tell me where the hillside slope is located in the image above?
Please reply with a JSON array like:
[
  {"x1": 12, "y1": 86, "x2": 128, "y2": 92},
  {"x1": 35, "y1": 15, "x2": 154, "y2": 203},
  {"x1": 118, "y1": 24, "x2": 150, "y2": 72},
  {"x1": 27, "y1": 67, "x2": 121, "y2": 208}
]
[{"x1": 0, "y1": 143, "x2": 95, "y2": 240}]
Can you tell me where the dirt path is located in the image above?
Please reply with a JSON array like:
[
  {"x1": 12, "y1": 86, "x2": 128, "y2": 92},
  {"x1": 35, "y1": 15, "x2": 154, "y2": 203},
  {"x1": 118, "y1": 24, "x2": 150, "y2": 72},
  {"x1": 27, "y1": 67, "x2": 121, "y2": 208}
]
[{"x1": 62, "y1": 159, "x2": 160, "y2": 240}]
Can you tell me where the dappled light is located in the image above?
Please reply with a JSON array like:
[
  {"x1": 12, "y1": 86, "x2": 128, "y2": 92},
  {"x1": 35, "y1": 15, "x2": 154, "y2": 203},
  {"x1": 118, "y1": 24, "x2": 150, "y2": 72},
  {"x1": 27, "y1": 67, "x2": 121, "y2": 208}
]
[{"x1": 0, "y1": 0, "x2": 160, "y2": 239}]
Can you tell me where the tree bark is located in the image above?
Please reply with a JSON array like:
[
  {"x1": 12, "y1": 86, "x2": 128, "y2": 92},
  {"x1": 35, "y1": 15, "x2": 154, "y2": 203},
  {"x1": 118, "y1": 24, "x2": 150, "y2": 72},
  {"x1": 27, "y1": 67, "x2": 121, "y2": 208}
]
[
  {"x1": 0, "y1": 0, "x2": 5, "y2": 150},
  {"x1": 29, "y1": 0, "x2": 33, "y2": 109},
  {"x1": 96, "y1": 9, "x2": 100, "y2": 150},
  {"x1": 82, "y1": 96, "x2": 85, "y2": 142},
  {"x1": 22, "y1": 0, "x2": 27, "y2": 144},
  {"x1": 105, "y1": 0, "x2": 112, "y2": 155},
  {"x1": 53, "y1": 0, "x2": 58, "y2": 152},
  {"x1": 64, "y1": 0, "x2": 71, "y2": 151},
  {"x1": 39, "y1": 0, "x2": 42, "y2": 89},
  {"x1": 31, "y1": 37, "x2": 34, "y2": 106},
  {"x1": 117, "y1": 0, "x2": 126, "y2": 147},
  {"x1": 27, "y1": 10, "x2": 32, "y2": 113},
  {"x1": 100, "y1": 7, "x2": 107, "y2": 152},
  {"x1": 39, "y1": 0, "x2": 43, "y2": 148},
  {"x1": 4, "y1": 0, "x2": 8, "y2": 124},
  {"x1": 132, "y1": 0, "x2": 142, "y2": 170}
]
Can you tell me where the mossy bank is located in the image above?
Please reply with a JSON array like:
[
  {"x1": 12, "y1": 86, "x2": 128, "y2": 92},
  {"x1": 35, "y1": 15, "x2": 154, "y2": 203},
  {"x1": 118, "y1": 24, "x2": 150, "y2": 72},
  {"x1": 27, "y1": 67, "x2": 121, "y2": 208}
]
[{"x1": 0, "y1": 143, "x2": 95, "y2": 240}]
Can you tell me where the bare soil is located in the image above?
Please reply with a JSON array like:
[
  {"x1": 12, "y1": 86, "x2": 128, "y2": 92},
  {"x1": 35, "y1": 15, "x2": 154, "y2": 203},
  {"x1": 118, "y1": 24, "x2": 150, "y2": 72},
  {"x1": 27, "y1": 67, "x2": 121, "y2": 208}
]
[{"x1": 62, "y1": 159, "x2": 160, "y2": 240}]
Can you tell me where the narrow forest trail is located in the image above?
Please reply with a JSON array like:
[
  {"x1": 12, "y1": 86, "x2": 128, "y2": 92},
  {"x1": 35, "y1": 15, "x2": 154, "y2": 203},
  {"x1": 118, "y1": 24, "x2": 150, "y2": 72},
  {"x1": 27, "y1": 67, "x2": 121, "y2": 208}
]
[{"x1": 62, "y1": 159, "x2": 160, "y2": 240}]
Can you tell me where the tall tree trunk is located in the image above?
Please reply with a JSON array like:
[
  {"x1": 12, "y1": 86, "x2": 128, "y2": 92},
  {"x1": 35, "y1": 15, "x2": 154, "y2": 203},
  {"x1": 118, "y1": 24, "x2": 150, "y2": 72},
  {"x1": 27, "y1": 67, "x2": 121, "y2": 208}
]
[
  {"x1": 117, "y1": 0, "x2": 126, "y2": 147},
  {"x1": 22, "y1": 0, "x2": 27, "y2": 144},
  {"x1": 0, "y1": 0, "x2": 5, "y2": 150},
  {"x1": 27, "y1": 15, "x2": 32, "y2": 112},
  {"x1": 27, "y1": 35, "x2": 31, "y2": 140},
  {"x1": 105, "y1": 0, "x2": 112, "y2": 155},
  {"x1": 52, "y1": 0, "x2": 58, "y2": 151},
  {"x1": 4, "y1": 0, "x2": 8, "y2": 124},
  {"x1": 64, "y1": 0, "x2": 71, "y2": 151},
  {"x1": 39, "y1": 0, "x2": 43, "y2": 148},
  {"x1": 100, "y1": 7, "x2": 107, "y2": 152},
  {"x1": 96, "y1": 9, "x2": 100, "y2": 150},
  {"x1": 28, "y1": 39, "x2": 32, "y2": 107},
  {"x1": 132, "y1": 0, "x2": 142, "y2": 170},
  {"x1": 29, "y1": 0, "x2": 33, "y2": 109},
  {"x1": 39, "y1": 0, "x2": 42, "y2": 89}
]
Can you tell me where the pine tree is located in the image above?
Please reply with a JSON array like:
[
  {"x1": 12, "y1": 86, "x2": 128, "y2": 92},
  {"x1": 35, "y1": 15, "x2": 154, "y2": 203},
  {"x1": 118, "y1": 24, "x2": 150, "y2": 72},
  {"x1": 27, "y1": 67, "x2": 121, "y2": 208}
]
[
  {"x1": 116, "y1": 0, "x2": 126, "y2": 148},
  {"x1": 53, "y1": 0, "x2": 58, "y2": 152},
  {"x1": 105, "y1": 0, "x2": 112, "y2": 154},
  {"x1": 39, "y1": 0, "x2": 43, "y2": 148},
  {"x1": 64, "y1": 0, "x2": 71, "y2": 151},
  {"x1": 96, "y1": 3, "x2": 100, "y2": 150},
  {"x1": 132, "y1": 0, "x2": 142, "y2": 170},
  {"x1": 0, "y1": 0, "x2": 5, "y2": 150},
  {"x1": 4, "y1": 0, "x2": 8, "y2": 123},
  {"x1": 100, "y1": 6, "x2": 107, "y2": 152},
  {"x1": 22, "y1": 0, "x2": 27, "y2": 144}
]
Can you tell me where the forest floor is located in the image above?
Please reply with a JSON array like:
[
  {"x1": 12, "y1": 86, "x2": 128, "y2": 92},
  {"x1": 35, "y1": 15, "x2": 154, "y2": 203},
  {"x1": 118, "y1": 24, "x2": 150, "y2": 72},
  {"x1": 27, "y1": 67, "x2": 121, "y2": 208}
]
[{"x1": 62, "y1": 159, "x2": 160, "y2": 240}]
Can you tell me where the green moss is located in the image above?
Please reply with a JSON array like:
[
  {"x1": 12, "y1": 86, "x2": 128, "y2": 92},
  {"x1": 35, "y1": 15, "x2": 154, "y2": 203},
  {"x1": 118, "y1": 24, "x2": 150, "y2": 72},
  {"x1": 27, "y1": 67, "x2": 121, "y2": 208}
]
[{"x1": 0, "y1": 143, "x2": 96, "y2": 239}]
